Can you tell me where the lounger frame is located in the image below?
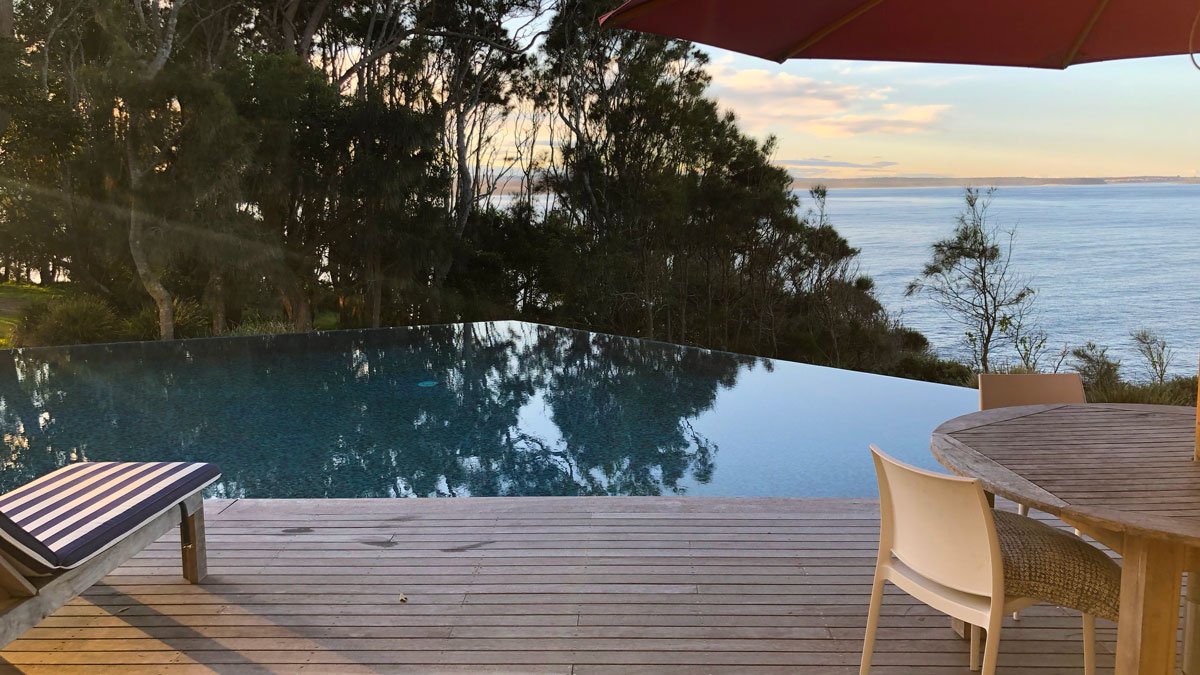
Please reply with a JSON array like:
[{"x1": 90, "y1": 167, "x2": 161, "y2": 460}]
[{"x1": 0, "y1": 492, "x2": 207, "y2": 647}]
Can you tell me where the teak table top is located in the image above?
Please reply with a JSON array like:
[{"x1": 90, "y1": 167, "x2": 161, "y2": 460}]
[{"x1": 933, "y1": 402, "x2": 1200, "y2": 547}]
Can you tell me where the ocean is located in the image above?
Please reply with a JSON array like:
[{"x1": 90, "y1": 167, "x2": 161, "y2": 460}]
[{"x1": 818, "y1": 183, "x2": 1200, "y2": 379}]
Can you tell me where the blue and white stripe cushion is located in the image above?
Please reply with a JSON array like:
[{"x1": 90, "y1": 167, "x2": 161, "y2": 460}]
[{"x1": 0, "y1": 462, "x2": 220, "y2": 575}]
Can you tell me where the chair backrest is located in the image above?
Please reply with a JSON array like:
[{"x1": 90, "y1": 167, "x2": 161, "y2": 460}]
[
  {"x1": 977, "y1": 373, "x2": 1085, "y2": 410},
  {"x1": 869, "y1": 445, "x2": 1001, "y2": 598}
]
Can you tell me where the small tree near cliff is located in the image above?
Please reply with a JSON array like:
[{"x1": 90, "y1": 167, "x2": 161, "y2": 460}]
[{"x1": 906, "y1": 187, "x2": 1036, "y2": 373}]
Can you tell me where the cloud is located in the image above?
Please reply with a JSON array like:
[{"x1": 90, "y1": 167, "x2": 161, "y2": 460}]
[
  {"x1": 708, "y1": 62, "x2": 951, "y2": 138},
  {"x1": 776, "y1": 157, "x2": 905, "y2": 179},
  {"x1": 828, "y1": 61, "x2": 977, "y2": 87},
  {"x1": 807, "y1": 104, "x2": 952, "y2": 137},
  {"x1": 829, "y1": 61, "x2": 923, "y2": 76},
  {"x1": 777, "y1": 158, "x2": 899, "y2": 170}
]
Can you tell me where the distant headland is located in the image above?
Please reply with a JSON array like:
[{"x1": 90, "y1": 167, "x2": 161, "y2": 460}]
[{"x1": 797, "y1": 176, "x2": 1200, "y2": 189}]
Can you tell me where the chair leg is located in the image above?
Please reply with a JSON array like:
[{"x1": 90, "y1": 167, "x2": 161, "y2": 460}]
[
  {"x1": 981, "y1": 612, "x2": 1003, "y2": 675},
  {"x1": 859, "y1": 572, "x2": 886, "y2": 675},
  {"x1": 1012, "y1": 503, "x2": 1029, "y2": 621},
  {"x1": 969, "y1": 623, "x2": 982, "y2": 671},
  {"x1": 180, "y1": 502, "x2": 207, "y2": 583},
  {"x1": 1082, "y1": 613, "x2": 1096, "y2": 675}
]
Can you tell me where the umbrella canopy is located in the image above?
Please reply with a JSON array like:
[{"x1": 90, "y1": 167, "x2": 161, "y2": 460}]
[{"x1": 600, "y1": 0, "x2": 1200, "y2": 68}]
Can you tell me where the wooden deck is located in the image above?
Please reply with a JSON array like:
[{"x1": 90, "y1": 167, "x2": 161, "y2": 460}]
[{"x1": 0, "y1": 497, "x2": 1117, "y2": 674}]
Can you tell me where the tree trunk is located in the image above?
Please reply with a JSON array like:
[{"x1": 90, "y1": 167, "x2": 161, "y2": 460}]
[
  {"x1": 128, "y1": 197, "x2": 175, "y2": 340},
  {"x1": 276, "y1": 269, "x2": 312, "y2": 330},
  {"x1": 0, "y1": 0, "x2": 13, "y2": 40},
  {"x1": 454, "y1": 109, "x2": 473, "y2": 238},
  {"x1": 367, "y1": 249, "x2": 382, "y2": 329},
  {"x1": 207, "y1": 269, "x2": 227, "y2": 335}
]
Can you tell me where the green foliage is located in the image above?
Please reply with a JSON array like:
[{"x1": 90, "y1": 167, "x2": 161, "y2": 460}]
[
  {"x1": 906, "y1": 188, "x2": 1036, "y2": 373},
  {"x1": 14, "y1": 295, "x2": 123, "y2": 347},
  {"x1": 313, "y1": 311, "x2": 341, "y2": 331},
  {"x1": 0, "y1": 283, "x2": 64, "y2": 347},
  {"x1": 887, "y1": 353, "x2": 975, "y2": 387},
  {"x1": 1131, "y1": 328, "x2": 1174, "y2": 385},
  {"x1": 1070, "y1": 341, "x2": 1122, "y2": 390},
  {"x1": 1062, "y1": 333, "x2": 1191, "y2": 406},
  {"x1": 1087, "y1": 376, "x2": 1197, "y2": 406},
  {"x1": 125, "y1": 299, "x2": 211, "y2": 341},
  {"x1": 227, "y1": 320, "x2": 297, "y2": 337},
  {"x1": 0, "y1": 0, "x2": 948, "y2": 385}
]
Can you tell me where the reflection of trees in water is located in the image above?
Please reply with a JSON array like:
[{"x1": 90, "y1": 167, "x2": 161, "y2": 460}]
[{"x1": 0, "y1": 322, "x2": 752, "y2": 497}]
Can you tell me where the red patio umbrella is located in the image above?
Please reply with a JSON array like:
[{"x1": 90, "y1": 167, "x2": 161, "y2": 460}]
[{"x1": 601, "y1": 0, "x2": 1200, "y2": 69}]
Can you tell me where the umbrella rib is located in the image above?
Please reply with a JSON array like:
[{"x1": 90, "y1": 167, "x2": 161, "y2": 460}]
[
  {"x1": 775, "y1": 0, "x2": 888, "y2": 62},
  {"x1": 1061, "y1": 0, "x2": 1112, "y2": 68},
  {"x1": 601, "y1": 0, "x2": 672, "y2": 28}
]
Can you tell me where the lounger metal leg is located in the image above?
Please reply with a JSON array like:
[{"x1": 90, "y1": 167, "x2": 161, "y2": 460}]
[{"x1": 180, "y1": 498, "x2": 207, "y2": 583}]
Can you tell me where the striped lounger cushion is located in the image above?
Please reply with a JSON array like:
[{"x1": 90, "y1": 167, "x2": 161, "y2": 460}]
[{"x1": 0, "y1": 462, "x2": 221, "y2": 575}]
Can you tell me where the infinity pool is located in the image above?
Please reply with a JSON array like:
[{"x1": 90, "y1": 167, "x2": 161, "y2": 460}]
[{"x1": 0, "y1": 321, "x2": 975, "y2": 498}]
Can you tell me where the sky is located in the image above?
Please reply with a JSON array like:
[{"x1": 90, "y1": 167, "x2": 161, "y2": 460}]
[{"x1": 701, "y1": 51, "x2": 1200, "y2": 180}]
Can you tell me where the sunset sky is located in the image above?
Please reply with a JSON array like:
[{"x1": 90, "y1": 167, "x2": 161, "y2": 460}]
[{"x1": 702, "y1": 51, "x2": 1200, "y2": 180}]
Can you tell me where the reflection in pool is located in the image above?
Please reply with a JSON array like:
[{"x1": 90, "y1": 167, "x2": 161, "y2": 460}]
[{"x1": 0, "y1": 321, "x2": 975, "y2": 498}]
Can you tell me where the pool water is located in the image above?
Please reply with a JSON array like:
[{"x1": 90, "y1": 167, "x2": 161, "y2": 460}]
[{"x1": 0, "y1": 321, "x2": 976, "y2": 498}]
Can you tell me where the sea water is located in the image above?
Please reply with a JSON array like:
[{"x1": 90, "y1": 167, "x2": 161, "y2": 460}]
[{"x1": 818, "y1": 183, "x2": 1200, "y2": 378}]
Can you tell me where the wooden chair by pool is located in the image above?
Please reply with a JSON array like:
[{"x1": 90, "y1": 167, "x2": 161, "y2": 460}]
[
  {"x1": 977, "y1": 372, "x2": 1086, "y2": 517},
  {"x1": 978, "y1": 372, "x2": 1085, "y2": 412},
  {"x1": 861, "y1": 446, "x2": 1118, "y2": 675},
  {"x1": 0, "y1": 461, "x2": 220, "y2": 647}
]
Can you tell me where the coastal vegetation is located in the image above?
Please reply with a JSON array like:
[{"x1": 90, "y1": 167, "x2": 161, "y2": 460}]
[
  {"x1": 0, "y1": 0, "x2": 1191, "y2": 404},
  {"x1": 906, "y1": 190, "x2": 1195, "y2": 404},
  {"x1": 0, "y1": 0, "x2": 957, "y2": 381},
  {"x1": 905, "y1": 187, "x2": 1037, "y2": 374}
]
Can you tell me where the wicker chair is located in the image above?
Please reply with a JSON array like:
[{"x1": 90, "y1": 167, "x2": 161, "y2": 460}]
[{"x1": 860, "y1": 446, "x2": 1119, "y2": 675}]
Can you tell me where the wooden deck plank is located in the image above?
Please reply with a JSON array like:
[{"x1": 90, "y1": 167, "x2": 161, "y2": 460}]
[{"x1": 0, "y1": 497, "x2": 1120, "y2": 673}]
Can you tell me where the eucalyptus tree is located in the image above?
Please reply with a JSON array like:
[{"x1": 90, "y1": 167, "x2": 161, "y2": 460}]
[
  {"x1": 906, "y1": 187, "x2": 1036, "y2": 373},
  {"x1": 0, "y1": 38, "x2": 79, "y2": 285},
  {"x1": 537, "y1": 0, "x2": 711, "y2": 337}
]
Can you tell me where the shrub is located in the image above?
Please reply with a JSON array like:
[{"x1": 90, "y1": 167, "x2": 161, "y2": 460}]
[
  {"x1": 125, "y1": 299, "x2": 212, "y2": 341},
  {"x1": 1070, "y1": 342, "x2": 1121, "y2": 390},
  {"x1": 888, "y1": 354, "x2": 974, "y2": 386},
  {"x1": 1087, "y1": 376, "x2": 1197, "y2": 406},
  {"x1": 14, "y1": 295, "x2": 123, "y2": 347},
  {"x1": 313, "y1": 310, "x2": 340, "y2": 331},
  {"x1": 227, "y1": 319, "x2": 296, "y2": 337}
]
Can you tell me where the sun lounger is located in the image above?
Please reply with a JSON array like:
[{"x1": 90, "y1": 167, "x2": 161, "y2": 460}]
[{"x1": 0, "y1": 461, "x2": 220, "y2": 647}]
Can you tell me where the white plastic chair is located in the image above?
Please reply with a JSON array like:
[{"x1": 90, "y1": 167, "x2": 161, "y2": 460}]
[{"x1": 860, "y1": 445, "x2": 1109, "y2": 675}]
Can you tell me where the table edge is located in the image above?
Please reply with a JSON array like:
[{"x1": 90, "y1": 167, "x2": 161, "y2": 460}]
[{"x1": 932, "y1": 403, "x2": 1200, "y2": 548}]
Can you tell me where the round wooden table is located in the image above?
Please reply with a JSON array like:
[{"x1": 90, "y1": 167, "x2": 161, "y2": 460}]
[{"x1": 932, "y1": 403, "x2": 1200, "y2": 675}]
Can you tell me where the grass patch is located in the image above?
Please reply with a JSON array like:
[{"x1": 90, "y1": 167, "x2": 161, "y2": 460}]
[
  {"x1": 314, "y1": 310, "x2": 340, "y2": 331},
  {"x1": 0, "y1": 283, "x2": 66, "y2": 348}
]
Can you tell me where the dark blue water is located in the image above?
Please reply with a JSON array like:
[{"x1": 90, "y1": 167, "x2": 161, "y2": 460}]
[
  {"x1": 822, "y1": 183, "x2": 1200, "y2": 378},
  {"x1": 0, "y1": 322, "x2": 975, "y2": 498}
]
